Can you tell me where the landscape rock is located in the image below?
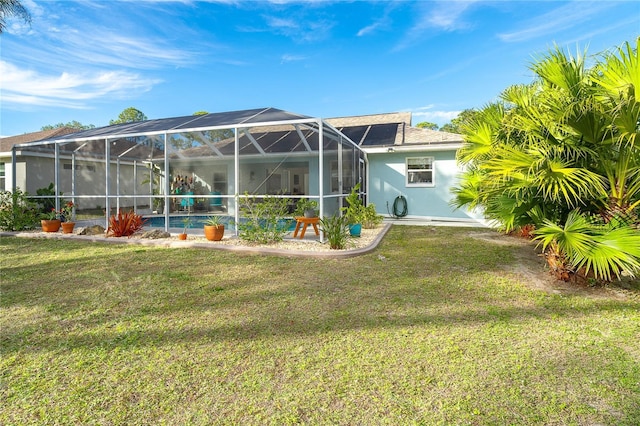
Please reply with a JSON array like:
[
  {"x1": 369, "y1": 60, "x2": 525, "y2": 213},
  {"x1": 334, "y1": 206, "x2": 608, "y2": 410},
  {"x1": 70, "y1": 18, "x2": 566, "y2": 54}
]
[
  {"x1": 78, "y1": 225, "x2": 106, "y2": 236},
  {"x1": 141, "y1": 229, "x2": 171, "y2": 239}
]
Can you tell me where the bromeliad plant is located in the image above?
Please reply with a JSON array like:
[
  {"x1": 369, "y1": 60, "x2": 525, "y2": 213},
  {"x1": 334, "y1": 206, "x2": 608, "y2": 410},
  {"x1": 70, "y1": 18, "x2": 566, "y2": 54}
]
[{"x1": 107, "y1": 210, "x2": 147, "y2": 237}]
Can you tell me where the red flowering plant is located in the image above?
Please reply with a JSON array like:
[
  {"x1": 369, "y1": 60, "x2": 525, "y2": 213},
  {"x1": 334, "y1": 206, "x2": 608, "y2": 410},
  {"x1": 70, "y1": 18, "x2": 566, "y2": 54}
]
[
  {"x1": 41, "y1": 201, "x2": 75, "y2": 221},
  {"x1": 60, "y1": 201, "x2": 75, "y2": 222}
]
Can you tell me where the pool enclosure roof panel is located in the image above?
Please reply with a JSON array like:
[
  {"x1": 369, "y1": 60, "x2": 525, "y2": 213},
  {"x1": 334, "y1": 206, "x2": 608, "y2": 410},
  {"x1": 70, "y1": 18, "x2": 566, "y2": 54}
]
[{"x1": 25, "y1": 107, "x2": 317, "y2": 146}]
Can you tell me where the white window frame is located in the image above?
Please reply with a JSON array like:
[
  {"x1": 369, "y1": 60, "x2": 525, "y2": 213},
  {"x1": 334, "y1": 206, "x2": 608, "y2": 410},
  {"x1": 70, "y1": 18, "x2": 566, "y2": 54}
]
[{"x1": 406, "y1": 156, "x2": 434, "y2": 187}]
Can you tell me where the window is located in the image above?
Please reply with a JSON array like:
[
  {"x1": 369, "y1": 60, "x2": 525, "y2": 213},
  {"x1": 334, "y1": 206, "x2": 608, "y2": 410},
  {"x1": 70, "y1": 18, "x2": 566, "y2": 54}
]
[
  {"x1": 63, "y1": 163, "x2": 96, "y2": 172},
  {"x1": 406, "y1": 157, "x2": 434, "y2": 186},
  {"x1": 0, "y1": 163, "x2": 4, "y2": 190}
]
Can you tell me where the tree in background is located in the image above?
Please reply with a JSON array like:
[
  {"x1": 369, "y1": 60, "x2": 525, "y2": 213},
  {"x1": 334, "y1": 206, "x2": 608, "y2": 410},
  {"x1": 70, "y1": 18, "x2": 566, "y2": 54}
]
[
  {"x1": 170, "y1": 110, "x2": 234, "y2": 150},
  {"x1": 0, "y1": 0, "x2": 31, "y2": 33},
  {"x1": 452, "y1": 39, "x2": 640, "y2": 282},
  {"x1": 109, "y1": 107, "x2": 147, "y2": 125},
  {"x1": 41, "y1": 121, "x2": 95, "y2": 131},
  {"x1": 415, "y1": 121, "x2": 439, "y2": 130},
  {"x1": 439, "y1": 109, "x2": 478, "y2": 134}
]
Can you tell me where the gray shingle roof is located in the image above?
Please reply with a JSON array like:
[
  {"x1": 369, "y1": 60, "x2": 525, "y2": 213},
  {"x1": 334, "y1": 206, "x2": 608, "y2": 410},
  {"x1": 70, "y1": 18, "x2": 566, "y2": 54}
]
[{"x1": 0, "y1": 127, "x2": 77, "y2": 152}]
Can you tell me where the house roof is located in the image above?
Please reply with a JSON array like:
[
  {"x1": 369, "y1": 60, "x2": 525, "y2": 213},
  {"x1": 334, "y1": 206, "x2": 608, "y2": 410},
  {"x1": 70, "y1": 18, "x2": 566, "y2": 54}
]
[
  {"x1": 2, "y1": 109, "x2": 463, "y2": 155},
  {"x1": 326, "y1": 112, "x2": 463, "y2": 148},
  {"x1": 13, "y1": 107, "x2": 322, "y2": 147},
  {"x1": 0, "y1": 127, "x2": 77, "y2": 152}
]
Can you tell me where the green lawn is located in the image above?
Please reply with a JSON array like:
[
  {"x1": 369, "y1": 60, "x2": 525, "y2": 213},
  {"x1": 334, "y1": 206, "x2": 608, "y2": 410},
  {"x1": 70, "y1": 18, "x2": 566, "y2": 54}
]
[{"x1": 2, "y1": 226, "x2": 639, "y2": 425}]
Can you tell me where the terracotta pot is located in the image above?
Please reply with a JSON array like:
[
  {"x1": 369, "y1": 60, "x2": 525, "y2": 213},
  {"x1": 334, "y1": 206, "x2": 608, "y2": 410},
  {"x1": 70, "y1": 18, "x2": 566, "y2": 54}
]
[
  {"x1": 204, "y1": 225, "x2": 225, "y2": 241},
  {"x1": 178, "y1": 233, "x2": 187, "y2": 240},
  {"x1": 41, "y1": 219, "x2": 61, "y2": 232},
  {"x1": 61, "y1": 222, "x2": 75, "y2": 234}
]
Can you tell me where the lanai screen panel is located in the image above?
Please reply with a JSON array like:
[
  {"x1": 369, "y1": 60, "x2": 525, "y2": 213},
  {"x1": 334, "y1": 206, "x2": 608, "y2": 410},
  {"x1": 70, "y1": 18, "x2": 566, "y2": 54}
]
[
  {"x1": 237, "y1": 123, "x2": 319, "y2": 198},
  {"x1": 167, "y1": 130, "x2": 236, "y2": 215},
  {"x1": 15, "y1": 108, "x2": 365, "y2": 233}
]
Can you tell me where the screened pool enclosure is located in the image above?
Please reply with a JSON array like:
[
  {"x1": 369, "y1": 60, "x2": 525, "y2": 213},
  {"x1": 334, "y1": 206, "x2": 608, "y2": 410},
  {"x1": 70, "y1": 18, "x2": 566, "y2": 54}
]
[{"x1": 12, "y1": 108, "x2": 367, "y2": 237}]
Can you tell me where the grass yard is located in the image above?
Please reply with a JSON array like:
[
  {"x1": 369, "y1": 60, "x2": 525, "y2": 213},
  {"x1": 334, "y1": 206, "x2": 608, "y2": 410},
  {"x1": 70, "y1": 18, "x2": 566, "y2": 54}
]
[{"x1": 1, "y1": 226, "x2": 639, "y2": 425}]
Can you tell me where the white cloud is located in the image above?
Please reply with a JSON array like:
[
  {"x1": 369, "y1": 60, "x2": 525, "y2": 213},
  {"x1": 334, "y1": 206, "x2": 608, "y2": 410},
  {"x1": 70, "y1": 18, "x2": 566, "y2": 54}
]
[
  {"x1": 281, "y1": 54, "x2": 306, "y2": 63},
  {"x1": 411, "y1": 109, "x2": 461, "y2": 125},
  {"x1": 394, "y1": 1, "x2": 479, "y2": 50},
  {"x1": 262, "y1": 13, "x2": 334, "y2": 43},
  {"x1": 357, "y1": 22, "x2": 383, "y2": 37},
  {"x1": 0, "y1": 61, "x2": 161, "y2": 109},
  {"x1": 497, "y1": 1, "x2": 613, "y2": 43},
  {"x1": 425, "y1": 1, "x2": 476, "y2": 31}
]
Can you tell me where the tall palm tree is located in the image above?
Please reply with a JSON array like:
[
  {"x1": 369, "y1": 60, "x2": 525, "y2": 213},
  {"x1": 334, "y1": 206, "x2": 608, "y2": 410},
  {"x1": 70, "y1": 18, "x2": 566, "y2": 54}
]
[
  {"x1": 452, "y1": 39, "x2": 640, "y2": 281},
  {"x1": 0, "y1": 0, "x2": 31, "y2": 33}
]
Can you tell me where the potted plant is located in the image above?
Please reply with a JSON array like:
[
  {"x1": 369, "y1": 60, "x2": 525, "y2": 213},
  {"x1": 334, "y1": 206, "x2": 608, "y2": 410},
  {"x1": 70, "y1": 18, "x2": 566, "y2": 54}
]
[
  {"x1": 294, "y1": 198, "x2": 319, "y2": 218},
  {"x1": 204, "y1": 215, "x2": 225, "y2": 241},
  {"x1": 40, "y1": 208, "x2": 61, "y2": 232},
  {"x1": 179, "y1": 215, "x2": 191, "y2": 240},
  {"x1": 60, "y1": 201, "x2": 76, "y2": 234},
  {"x1": 342, "y1": 183, "x2": 365, "y2": 237}
]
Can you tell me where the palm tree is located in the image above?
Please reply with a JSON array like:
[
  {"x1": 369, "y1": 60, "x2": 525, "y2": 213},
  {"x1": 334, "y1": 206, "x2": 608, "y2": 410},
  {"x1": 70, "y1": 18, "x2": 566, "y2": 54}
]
[
  {"x1": 0, "y1": 0, "x2": 31, "y2": 33},
  {"x1": 452, "y1": 39, "x2": 640, "y2": 282}
]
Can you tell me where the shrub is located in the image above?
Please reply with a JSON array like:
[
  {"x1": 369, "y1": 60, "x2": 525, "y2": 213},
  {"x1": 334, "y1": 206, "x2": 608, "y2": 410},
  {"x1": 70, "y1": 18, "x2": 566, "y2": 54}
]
[
  {"x1": 320, "y1": 214, "x2": 351, "y2": 250},
  {"x1": 0, "y1": 189, "x2": 40, "y2": 231},
  {"x1": 362, "y1": 204, "x2": 383, "y2": 229},
  {"x1": 35, "y1": 183, "x2": 58, "y2": 214},
  {"x1": 342, "y1": 183, "x2": 366, "y2": 224},
  {"x1": 237, "y1": 194, "x2": 292, "y2": 244},
  {"x1": 107, "y1": 210, "x2": 147, "y2": 237},
  {"x1": 293, "y1": 198, "x2": 318, "y2": 217}
]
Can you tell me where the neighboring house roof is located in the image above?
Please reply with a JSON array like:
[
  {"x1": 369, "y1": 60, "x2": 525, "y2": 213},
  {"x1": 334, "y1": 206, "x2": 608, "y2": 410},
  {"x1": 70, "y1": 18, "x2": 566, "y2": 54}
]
[{"x1": 0, "y1": 127, "x2": 77, "y2": 153}]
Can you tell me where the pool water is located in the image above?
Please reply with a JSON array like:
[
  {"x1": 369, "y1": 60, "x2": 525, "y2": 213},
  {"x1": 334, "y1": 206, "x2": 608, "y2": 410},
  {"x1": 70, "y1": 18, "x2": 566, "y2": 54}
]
[{"x1": 144, "y1": 215, "x2": 296, "y2": 231}]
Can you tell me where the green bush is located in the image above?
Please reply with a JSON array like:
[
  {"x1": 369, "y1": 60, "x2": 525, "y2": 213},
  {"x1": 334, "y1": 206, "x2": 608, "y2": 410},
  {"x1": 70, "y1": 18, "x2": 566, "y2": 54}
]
[
  {"x1": 35, "y1": 182, "x2": 58, "y2": 214},
  {"x1": 237, "y1": 194, "x2": 292, "y2": 244},
  {"x1": 342, "y1": 183, "x2": 366, "y2": 224},
  {"x1": 0, "y1": 189, "x2": 40, "y2": 231},
  {"x1": 362, "y1": 204, "x2": 383, "y2": 229}
]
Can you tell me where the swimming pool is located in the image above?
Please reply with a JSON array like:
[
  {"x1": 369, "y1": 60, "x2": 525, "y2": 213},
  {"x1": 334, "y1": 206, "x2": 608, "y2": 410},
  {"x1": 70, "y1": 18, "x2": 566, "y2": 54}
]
[
  {"x1": 144, "y1": 215, "x2": 297, "y2": 231},
  {"x1": 144, "y1": 215, "x2": 234, "y2": 229}
]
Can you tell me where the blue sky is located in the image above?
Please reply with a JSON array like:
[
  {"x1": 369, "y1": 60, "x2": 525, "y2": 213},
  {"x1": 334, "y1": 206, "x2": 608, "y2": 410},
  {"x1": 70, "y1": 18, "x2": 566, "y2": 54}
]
[{"x1": 1, "y1": 0, "x2": 638, "y2": 136}]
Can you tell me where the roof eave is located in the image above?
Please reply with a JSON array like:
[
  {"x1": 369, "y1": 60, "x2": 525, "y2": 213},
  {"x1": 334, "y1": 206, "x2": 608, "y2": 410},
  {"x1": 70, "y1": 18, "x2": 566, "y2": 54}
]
[{"x1": 362, "y1": 142, "x2": 463, "y2": 154}]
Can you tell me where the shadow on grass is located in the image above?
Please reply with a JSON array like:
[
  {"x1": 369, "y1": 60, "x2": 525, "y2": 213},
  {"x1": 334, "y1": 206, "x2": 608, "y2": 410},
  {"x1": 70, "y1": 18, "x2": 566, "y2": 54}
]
[{"x1": 2, "y1": 226, "x2": 639, "y2": 355}]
